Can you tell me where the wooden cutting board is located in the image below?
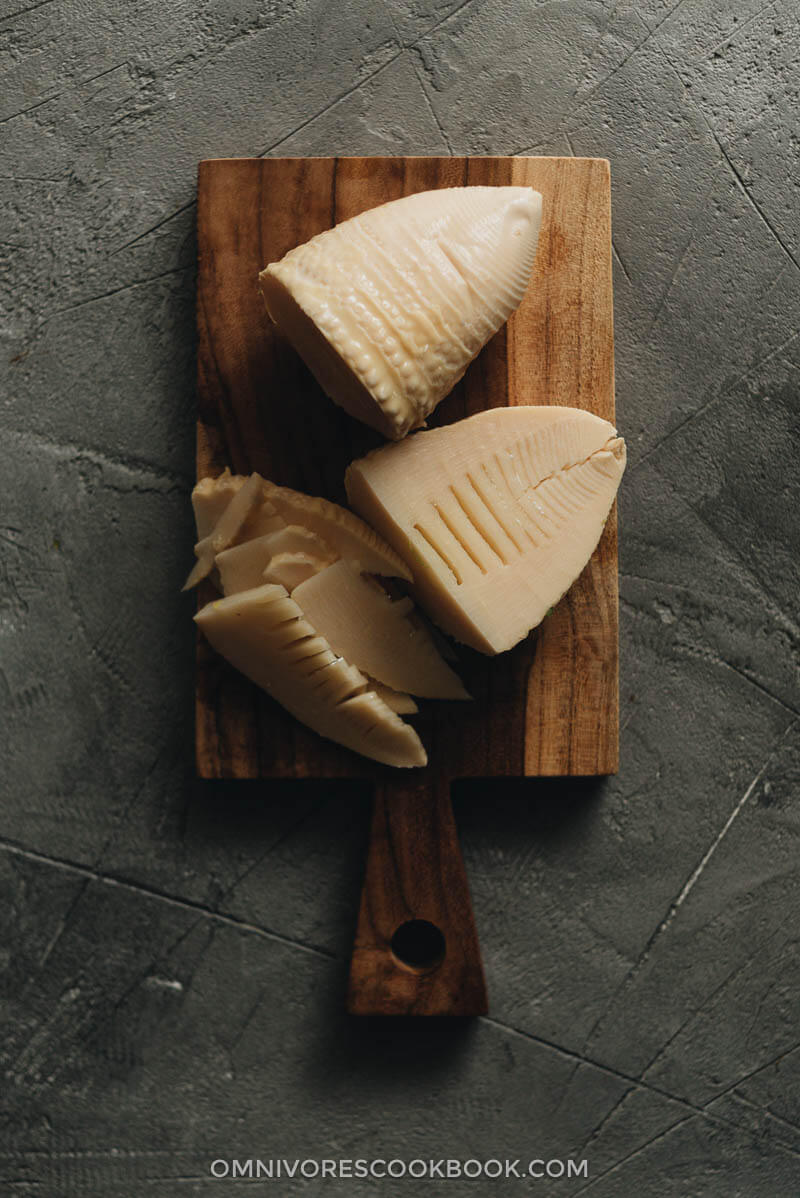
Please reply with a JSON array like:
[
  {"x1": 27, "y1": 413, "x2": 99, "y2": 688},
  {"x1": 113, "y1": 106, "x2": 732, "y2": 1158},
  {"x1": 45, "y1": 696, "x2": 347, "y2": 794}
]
[{"x1": 195, "y1": 156, "x2": 618, "y2": 1014}]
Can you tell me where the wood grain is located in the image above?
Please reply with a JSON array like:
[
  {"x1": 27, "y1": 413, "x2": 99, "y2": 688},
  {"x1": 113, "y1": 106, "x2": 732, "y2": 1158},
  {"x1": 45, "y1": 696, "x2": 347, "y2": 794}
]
[
  {"x1": 195, "y1": 156, "x2": 617, "y2": 1014},
  {"x1": 347, "y1": 775, "x2": 488, "y2": 1016}
]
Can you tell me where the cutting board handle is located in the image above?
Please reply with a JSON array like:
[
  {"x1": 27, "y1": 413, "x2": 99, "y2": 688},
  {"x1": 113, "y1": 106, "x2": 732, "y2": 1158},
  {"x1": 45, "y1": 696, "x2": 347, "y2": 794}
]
[{"x1": 347, "y1": 775, "x2": 488, "y2": 1016}]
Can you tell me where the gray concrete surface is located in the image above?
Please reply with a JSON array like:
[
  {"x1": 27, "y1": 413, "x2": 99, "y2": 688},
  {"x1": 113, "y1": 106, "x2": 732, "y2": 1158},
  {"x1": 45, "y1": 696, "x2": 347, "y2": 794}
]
[{"x1": 1, "y1": 0, "x2": 799, "y2": 1193}]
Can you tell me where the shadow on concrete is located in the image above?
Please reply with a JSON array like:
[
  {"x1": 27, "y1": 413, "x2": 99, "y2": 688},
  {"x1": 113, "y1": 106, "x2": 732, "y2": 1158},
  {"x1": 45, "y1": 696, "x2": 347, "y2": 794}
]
[
  {"x1": 454, "y1": 774, "x2": 607, "y2": 853},
  {"x1": 299, "y1": 775, "x2": 605, "y2": 1092},
  {"x1": 306, "y1": 966, "x2": 481, "y2": 1094},
  {"x1": 187, "y1": 776, "x2": 357, "y2": 839}
]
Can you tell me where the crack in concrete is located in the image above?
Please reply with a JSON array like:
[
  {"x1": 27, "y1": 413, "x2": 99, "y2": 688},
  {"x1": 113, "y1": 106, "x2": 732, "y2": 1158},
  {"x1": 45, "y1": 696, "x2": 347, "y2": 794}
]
[
  {"x1": 226, "y1": 989, "x2": 266, "y2": 1057},
  {"x1": 0, "y1": 837, "x2": 337, "y2": 963},
  {"x1": 260, "y1": 54, "x2": 403, "y2": 156},
  {"x1": 44, "y1": 265, "x2": 192, "y2": 321},
  {"x1": 611, "y1": 239, "x2": 632, "y2": 285},
  {"x1": 640, "y1": 464, "x2": 800, "y2": 643},
  {"x1": 704, "y1": 0, "x2": 781, "y2": 59},
  {"x1": 410, "y1": 52, "x2": 454, "y2": 153},
  {"x1": 700, "y1": 1039, "x2": 800, "y2": 1111},
  {"x1": 402, "y1": 0, "x2": 479, "y2": 52},
  {"x1": 630, "y1": 328, "x2": 800, "y2": 478},
  {"x1": 6, "y1": 427, "x2": 192, "y2": 490},
  {"x1": 572, "y1": 1115, "x2": 694, "y2": 1195},
  {"x1": 581, "y1": 721, "x2": 797, "y2": 1056},
  {"x1": 577, "y1": 1084, "x2": 636, "y2": 1156},
  {"x1": 686, "y1": 649, "x2": 799, "y2": 720},
  {"x1": 219, "y1": 798, "x2": 329, "y2": 906},
  {"x1": 656, "y1": 42, "x2": 800, "y2": 275},
  {"x1": 481, "y1": 1015, "x2": 727, "y2": 1138},
  {"x1": 80, "y1": 62, "x2": 130, "y2": 90},
  {"x1": 261, "y1": 0, "x2": 480, "y2": 156},
  {"x1": 1, "y1": 0, "x2": 58, "y2": 21},
  {"x1": 619, "y1": 584, "x2": 799, "y2": 716},
  {"x1": 570, "y1": 0, "x2": 623, "y2": 103},
  {"x1": 0, "y1": 90, "x2": 61, "y2": 124},
  {"x1": 722, "y1": 1089, "x2": 800, "y2": 1141},
  {"x1": 640, "y1": 922, "x2": 790, "y2": 1081},
  {"x1": 562, "y1": 6, "x2": 663, "y2": 114},
  {"x1": 645, "y1": 175, "x2": 718, "y2": 335},
  {"x1": 111, "y1": 198, "x2": 197, "y2": 256}
]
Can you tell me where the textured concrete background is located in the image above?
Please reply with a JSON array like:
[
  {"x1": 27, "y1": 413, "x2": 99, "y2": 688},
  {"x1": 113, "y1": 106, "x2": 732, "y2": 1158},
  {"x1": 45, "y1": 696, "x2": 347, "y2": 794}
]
[{"x1": 1, "y1": 0, "x2": 799, "y2": 1194}]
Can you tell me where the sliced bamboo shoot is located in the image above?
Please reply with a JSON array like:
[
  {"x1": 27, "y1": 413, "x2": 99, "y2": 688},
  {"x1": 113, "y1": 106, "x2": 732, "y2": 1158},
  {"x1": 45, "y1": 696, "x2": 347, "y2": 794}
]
[
  {"x1": 291, "y1": 560, "x2": 469, "y2": 700},
  {"x1": 346, "y1": 406, "x2": 626, "y2": 654},
  {"x1": 215, "y1": 537, "x2": 273, "y2": 595},
  {"x1": 195, "y1": 585, "x2": 426, "y2": 768},
  {"x1": 186, "y1": 471, "x2": 408, "y2": 588},
  {"x1": 260, "y1": 479, "x2": 411, "y2": 579},
  {"x1": 259, "y1": 524, "x2": 337, "y2": 562},
  {"x1": 238, "y1": 503, "x2": 285, "y2": 542},
  {"x1": 183, "y1": 473, "x2": 264, "y2": 590},
  {"x1": 262, "y1": 551, "x2": 329, "y2": 591},
  {"x1": 366, "y1": 679, "x2": 419, "y2": 715},
  {"x1": 191, "y1": 468, "x2": 245, "y2": 541},
  {"x1": 216, "y1": 526, "x2": 337, "y2": 595}
]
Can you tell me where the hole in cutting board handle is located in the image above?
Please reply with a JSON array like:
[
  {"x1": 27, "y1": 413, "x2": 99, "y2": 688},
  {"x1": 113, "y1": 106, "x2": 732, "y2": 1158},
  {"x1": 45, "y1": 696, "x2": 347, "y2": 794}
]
[{"x1": 391, "y1": 920, "x2": 446, "y2": 973}]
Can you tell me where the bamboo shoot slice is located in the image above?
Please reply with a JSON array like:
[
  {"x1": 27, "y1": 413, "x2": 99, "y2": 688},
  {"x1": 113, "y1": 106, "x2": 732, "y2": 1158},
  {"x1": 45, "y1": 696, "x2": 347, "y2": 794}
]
[
  {"x1": 346, "y1": 406, "x2": 626, "y2": 654},
  {"x1": 216, "y1": 524, "x2": 338, "y2": 595},
  {"x1": 365, "y1": 679, "x2": 419, "y2": 715},
  {"x1": 262, "y1": 552, "x2": 330, "y2": 591},
  {"x1": 183, "y1": 473, "x2": 264, "y2": 590},
  {"x1": 260, "y1": 479, "x2": 411, "y2": 579},
  {"x1": 195, "y1": 584, "x2": 426, "y2": 768},
  {"x1": 291, "y1": 560, "x2": 468, "y2": 700},
  {"x1": 191, "y1": 468, "x2": 245, "y2": 541}
]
